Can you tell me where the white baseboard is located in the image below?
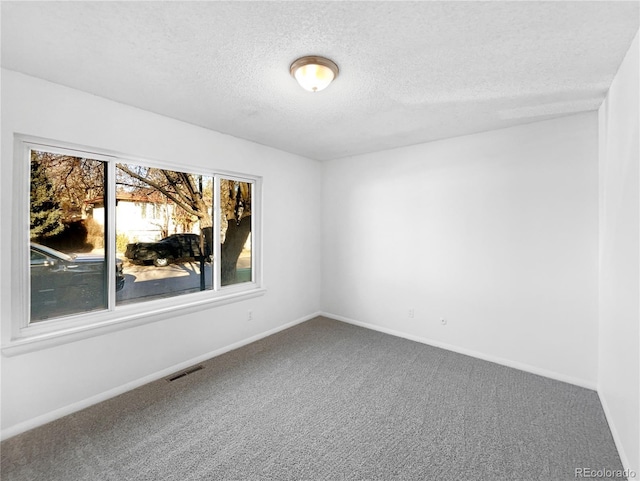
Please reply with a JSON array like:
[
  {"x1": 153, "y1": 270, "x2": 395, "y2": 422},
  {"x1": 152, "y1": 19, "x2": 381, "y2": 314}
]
[
  {"x1": 0, "y1": 311, "x2": 320, "y2": 441},
  {"x1": 320, "y1": 311, "x2": 597, "y2": 391},
  {"x1": 598, "y1": 390, "x2": 638, "y2": 479}
]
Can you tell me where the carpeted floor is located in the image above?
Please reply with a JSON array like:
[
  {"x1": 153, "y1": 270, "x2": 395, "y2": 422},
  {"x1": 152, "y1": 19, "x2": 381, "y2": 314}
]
[{"x1": 0, "y1": 317, "x2": 624, "y2": 480}]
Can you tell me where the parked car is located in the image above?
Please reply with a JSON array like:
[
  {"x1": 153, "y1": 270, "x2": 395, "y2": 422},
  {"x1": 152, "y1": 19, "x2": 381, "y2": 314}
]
[
  {"x1": 30, "y1": 243, "x2": 125, "y2": 320},
  {"x1": 125, "y1": 233, "x2": 211, "y2": 267}
]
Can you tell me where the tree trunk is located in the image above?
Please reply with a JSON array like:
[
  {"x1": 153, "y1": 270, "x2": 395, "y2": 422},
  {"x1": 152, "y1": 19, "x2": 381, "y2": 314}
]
[{"x1": 221, "y1": 216, "x2": 251, "y2": 285}]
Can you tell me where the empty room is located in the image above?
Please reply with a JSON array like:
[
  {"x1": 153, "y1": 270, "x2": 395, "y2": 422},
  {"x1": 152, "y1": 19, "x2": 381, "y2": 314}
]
[{"x1": 1, "y1": 2, "x2": 638, "y2": 480}]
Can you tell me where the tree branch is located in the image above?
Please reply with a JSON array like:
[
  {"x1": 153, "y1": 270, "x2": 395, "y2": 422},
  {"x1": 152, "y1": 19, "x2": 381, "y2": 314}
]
[{"x1": 116, "y1": 165, "x2": 201, "y2": 218}]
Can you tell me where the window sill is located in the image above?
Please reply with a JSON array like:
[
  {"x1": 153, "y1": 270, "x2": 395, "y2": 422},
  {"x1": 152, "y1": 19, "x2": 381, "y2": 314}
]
[{"x1": 2, "y1": 287, "x2": 266, "y2": 357}]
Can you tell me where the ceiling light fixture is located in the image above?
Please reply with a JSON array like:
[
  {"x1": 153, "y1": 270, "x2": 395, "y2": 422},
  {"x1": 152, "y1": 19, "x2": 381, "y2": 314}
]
[{"x1": 290, "y1": 56, "x2": 339, "y2": 92}]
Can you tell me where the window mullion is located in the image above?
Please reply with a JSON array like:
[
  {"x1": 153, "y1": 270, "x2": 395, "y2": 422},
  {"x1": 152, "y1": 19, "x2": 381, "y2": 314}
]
[
  {"x1": 213, "y1": 175, "x2": 222, "y2": 291},
  {"x1": 106, "y1": 160, "x2": 117, "y2": 310},
  {"x1": 250, "y1": 182, "x2": 256, "y2": 284}
]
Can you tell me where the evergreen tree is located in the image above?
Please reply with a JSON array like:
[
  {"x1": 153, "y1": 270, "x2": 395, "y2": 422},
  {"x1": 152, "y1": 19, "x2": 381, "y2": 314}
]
[{"x1": 30, "y1": 160, "x2": 64, "y2": 239}]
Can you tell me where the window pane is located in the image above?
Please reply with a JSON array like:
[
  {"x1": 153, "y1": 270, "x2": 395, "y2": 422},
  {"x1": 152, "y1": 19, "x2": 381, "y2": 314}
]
[
  {"x1": 221, "y1": 179, "x2": 252, "y2": 286},
  {"x1": 115, "y1": 164, "x2": 213, "y2": 304},
  {"x1": 29, "y1": 150, "x2": 107, "y2": 322}
]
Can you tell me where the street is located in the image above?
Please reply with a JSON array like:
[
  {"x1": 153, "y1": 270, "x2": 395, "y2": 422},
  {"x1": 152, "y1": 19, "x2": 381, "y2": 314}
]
[{"x1": 116, "y1": 250, "x2": 251, "y2": 304}]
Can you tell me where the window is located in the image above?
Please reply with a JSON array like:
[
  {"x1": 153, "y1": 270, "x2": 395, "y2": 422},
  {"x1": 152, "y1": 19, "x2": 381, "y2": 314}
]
[
  {"x1": 30, "y1": 150, "x2": 107, "y2": 322},
  {"x1": 220, "y1": 178, "x2": 253, "y2": 286},
  {"x1": 114, "y1": 163, "x2": 214, "y2": 305},
  {"x1": 14, "y1": 138, "x2": 262, "y2": 344}
]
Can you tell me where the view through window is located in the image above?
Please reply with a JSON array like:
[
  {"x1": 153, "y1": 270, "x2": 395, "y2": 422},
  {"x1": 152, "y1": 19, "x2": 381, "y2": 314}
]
[
  {"x1": 115, "y1": 163, "x2": 214, "y2": 305},
  {"x1": 29, "y1": 150, "x2": 107, "y2": 321},
  {"x1": 220, "y1": 178, "x2": 252, "y2": 286},
  {"x1": 26, "y1": 143, "x2": 258, "y2": 326}
]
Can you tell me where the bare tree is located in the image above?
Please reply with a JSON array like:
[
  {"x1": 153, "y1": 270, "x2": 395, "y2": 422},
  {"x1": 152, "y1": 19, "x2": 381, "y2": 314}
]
[
  {"x1": 220, "y1": 179, "x2": 252, "y2": 285},
  {"x1": 31, "y1": 151, "x2": 105, "y2": 221},
  {"x1": 117, "y1": 165, "x2": 251, "y2": 284},
  {"x1": 117, "y1": 165, "x2": 211, "y2": 229}
]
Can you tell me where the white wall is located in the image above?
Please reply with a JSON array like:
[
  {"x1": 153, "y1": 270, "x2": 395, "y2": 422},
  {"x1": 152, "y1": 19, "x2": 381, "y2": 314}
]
[
  {"x1": 0, "y1": 70, "x2": 322, "y2": 435},
  {"x1": 322, "y1": 113, "x2": 600, "y2": 388},
  {"x1": 598, "y1": 31, "x2": 640, "y2": 476}
]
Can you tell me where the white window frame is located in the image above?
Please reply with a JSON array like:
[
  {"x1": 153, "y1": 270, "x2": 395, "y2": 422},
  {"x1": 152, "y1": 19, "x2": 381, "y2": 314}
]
[{"x1": 4, "y1": 135, "x2": 264, "y2": 356}]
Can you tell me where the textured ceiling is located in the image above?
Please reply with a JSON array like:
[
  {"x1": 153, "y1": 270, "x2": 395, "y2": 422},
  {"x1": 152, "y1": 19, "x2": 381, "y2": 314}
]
[{"x1": 2, "y1": 1, "x2": 639, "y2": 161}]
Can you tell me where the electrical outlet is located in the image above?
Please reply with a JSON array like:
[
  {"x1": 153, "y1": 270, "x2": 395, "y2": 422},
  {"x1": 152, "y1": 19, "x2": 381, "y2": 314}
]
[
  {"x1": 408, "y1": 309, "x2": 415, "y2": 318},
  {"x1": 248, "y1": 310, "x2": 253, "y2": 321},
  {"x1": 440, "y1": 318, "x2": 447, "y2": 326}
]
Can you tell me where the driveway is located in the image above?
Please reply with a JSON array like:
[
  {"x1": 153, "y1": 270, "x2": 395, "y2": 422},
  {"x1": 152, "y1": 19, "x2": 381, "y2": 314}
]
[{"x1": 116, "y1": 260, "x2": 213, "y2": 304}]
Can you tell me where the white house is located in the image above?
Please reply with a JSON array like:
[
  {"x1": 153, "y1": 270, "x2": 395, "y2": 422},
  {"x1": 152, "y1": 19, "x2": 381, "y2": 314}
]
[{"x1": 90, "y1": 190, "x2": 181, "y2": 244}]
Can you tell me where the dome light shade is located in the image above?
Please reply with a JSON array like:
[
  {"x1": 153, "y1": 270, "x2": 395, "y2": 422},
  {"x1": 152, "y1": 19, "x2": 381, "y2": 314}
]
[{"x1": 290, "y1": 56, "x2": 339, "y2": 92}]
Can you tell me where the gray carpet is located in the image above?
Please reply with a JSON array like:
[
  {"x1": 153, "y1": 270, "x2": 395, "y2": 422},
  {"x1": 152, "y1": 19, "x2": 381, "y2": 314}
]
[{"x1": 0, "y1": 317, "x2": 625, "y2": 480}]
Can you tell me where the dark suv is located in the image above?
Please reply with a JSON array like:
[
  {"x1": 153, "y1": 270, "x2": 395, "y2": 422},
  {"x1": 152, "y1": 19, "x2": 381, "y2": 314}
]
[
  {"x1": 30, "y1": 243, "x2": 125, "y2": 321},
  {"x1": 125, "y1": 233, "x2": 211, "y2": 267}
]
